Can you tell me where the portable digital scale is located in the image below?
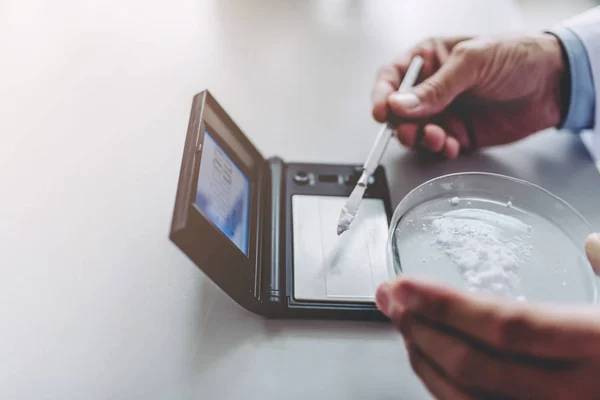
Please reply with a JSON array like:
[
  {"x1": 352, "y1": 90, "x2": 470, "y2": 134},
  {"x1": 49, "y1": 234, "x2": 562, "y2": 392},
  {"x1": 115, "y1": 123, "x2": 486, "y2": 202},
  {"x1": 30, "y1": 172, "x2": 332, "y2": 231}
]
[{"x1": 170, "y1": 91, "x2": 395, "y2": 320}]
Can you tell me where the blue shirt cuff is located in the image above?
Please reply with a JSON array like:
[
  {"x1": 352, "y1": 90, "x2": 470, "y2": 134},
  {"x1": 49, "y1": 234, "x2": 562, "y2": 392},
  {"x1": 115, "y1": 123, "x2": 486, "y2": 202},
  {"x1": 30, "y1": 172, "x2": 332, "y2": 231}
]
[{"x1": 547, "y1": 26, "x2": 595, "y2": 132}]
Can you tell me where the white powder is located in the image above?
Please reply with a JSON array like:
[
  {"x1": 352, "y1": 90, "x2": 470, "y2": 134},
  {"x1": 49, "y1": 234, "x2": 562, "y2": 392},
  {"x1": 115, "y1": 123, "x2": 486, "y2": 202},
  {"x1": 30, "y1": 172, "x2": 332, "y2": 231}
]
[
  {"x1": 431, "y1": 209, "x2": 531, "y2": 298},
  {"x1": 337, "y1": 208, "x2": 354, "y2": 235},
  {"x1": 450, "y1": 197, "x2": 460, "y2": 205}
]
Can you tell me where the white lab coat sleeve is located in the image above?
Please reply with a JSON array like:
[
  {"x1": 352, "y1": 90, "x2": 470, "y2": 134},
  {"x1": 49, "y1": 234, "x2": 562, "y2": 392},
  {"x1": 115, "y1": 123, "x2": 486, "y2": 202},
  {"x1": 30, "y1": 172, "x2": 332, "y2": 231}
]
[{"x1": 559, "y1": 6, "x2": 600, "y2": 162}]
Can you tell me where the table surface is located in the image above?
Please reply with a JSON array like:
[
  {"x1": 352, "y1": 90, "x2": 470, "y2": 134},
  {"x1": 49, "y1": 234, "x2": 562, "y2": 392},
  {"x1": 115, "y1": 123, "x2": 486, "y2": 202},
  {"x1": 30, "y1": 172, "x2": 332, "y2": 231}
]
[{"x1": 2, "y1": 1, "x2": 600, "y2": 399}]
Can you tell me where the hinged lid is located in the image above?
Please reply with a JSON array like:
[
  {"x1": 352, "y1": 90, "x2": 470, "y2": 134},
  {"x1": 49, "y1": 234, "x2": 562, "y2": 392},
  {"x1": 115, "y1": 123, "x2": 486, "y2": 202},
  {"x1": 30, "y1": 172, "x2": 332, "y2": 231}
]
[{"x1": 170, "y1": 91, "x2": 267, "y2": 314}]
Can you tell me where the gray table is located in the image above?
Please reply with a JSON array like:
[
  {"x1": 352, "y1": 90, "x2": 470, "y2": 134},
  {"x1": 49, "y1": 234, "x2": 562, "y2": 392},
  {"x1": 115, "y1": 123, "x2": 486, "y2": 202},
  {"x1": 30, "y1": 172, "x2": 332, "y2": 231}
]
[{"x1": 1, "y1": 1, "x2": 598, "y2": 399}]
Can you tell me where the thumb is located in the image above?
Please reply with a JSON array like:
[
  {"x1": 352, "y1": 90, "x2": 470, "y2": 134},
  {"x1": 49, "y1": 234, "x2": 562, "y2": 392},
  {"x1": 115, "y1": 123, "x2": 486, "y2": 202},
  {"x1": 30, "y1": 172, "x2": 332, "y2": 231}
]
[
  {"x1": 388, "y1": 51, "x2": 477, "y2": 119},
  {"x1": 585, "y1": 233, "x2": 600, "y2": 275}
]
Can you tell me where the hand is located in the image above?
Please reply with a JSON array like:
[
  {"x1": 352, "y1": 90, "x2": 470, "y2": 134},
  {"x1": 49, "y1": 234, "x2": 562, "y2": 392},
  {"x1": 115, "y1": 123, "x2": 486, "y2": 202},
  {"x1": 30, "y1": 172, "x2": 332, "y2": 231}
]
[
  {"x1": 376, "y1": 233, "x2": 600, "y2": 400},
  {"x1": 371, "y1": 34, "x2": 567, "y2": 159}
]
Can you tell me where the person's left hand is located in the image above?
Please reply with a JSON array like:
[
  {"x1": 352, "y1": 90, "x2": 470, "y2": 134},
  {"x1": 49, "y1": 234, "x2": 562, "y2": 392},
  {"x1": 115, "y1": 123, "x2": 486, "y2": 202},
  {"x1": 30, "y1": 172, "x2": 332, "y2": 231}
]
[{"x1": 376, "y1": 233, "x2": 600, "y2": 400}]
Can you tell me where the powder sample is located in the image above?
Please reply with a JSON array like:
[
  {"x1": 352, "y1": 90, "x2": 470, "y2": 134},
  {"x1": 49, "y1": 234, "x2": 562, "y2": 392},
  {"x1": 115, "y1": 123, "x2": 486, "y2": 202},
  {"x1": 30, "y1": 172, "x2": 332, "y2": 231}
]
[
  {"x1": 336, "y1": 207, "x2": 354, "y2": 235},
  {"x1": 431, "y1": 209, "x2": 531, "y2": 298},
  {"x1": 450, "y1": 197, "x2": 460, "y2": 205}
]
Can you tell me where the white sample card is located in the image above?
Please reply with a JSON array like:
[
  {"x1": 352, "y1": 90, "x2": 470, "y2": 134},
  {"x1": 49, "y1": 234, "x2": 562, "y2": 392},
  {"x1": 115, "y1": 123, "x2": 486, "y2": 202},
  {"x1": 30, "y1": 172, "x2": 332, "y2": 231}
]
[{"x1": 292, "y1": 195, "x2": 391, "y2": 303}]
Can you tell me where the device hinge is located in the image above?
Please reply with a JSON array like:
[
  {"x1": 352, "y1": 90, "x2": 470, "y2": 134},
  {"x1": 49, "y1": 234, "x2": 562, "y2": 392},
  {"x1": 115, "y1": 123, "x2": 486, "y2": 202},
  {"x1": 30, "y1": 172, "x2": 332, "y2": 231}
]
[{"x1": 263, "y1": 156, "x2": 285, "y2": 303}]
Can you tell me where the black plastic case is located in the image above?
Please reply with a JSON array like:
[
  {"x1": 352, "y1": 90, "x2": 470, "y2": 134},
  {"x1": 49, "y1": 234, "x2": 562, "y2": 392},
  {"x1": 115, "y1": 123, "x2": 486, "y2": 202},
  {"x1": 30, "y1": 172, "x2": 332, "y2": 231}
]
[{"x1": 170, "y1": 90, "x2": 393, "y2": 320}]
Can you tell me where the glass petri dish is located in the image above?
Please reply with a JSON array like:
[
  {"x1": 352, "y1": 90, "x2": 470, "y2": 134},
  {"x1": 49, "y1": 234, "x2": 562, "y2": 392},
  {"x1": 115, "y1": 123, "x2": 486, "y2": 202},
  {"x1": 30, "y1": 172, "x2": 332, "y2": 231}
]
[{"x1": 387, "y1": 172, "x2": 598, "y2": 304}]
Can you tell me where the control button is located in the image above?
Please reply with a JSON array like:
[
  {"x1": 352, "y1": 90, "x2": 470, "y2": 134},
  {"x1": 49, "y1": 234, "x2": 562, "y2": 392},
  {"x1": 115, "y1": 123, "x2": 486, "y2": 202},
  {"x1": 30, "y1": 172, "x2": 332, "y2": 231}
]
[
  {"x1": 343, "y1": 174, "x2": 358, "y2": 186},
  {"x1": 293, "y1": 171, "x2": 310, "y2": 185}
]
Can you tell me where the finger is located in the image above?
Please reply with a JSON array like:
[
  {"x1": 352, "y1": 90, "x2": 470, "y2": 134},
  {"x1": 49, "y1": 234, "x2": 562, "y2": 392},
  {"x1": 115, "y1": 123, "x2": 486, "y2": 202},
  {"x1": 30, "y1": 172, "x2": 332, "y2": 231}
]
[
  {"x1": 407, "y1": 344, "x2": 477, "y2": 400},
  {"x1": 375, "y1": 281, "x2": 393, "y2": 315},
  {"x1": 439, "y1": 36, "x2": 474, "y2": 51},
  {"x1": 421, "y1": 124, "x2": 446, "y2": 152},
  {"x1": 388, "y1": 45, "x2": 480, "y2": 119},
  {"x1": 380, "y1": 277, "x2": 600, "y2": 359},
  {"x1": 441, "y1": 112, "x2": 471, "y2": 149},
  {"x1": 372, "y1": 79, "x2": 397, "y2": 123},
  {"x1": 378, "y1": 38, "x2": 465, "y2": 125},
  {"x1": 372, "y1": 62, "x2": 407, "y2": 122},
  {"x1": 408, "y1": 37, "x2": 468, "y2": 78},
  {"x1": 434, "y1": 39, "x2": 450, "y2": 65},
  {"x1": 585, "y1": 233, "x2": 600, "y2": 275},
  {"x1": 395, "y1": 123, "x2": 420, "y2": 148},
  {"x1": 401, "y1": 314, "x2": 562, "y2": 399},
  {"x1": 376, "y1": 281, "x2": 409, "y2": 333},
  {"x1": 443, "y1": 136, "x2": 460, "y2": 159},
  {"x1": 392, "y1": 53, "x2": 413, "y2": 75},
  {"x1": 413, "y1": 39, "x2": 437, "y2": 80}
]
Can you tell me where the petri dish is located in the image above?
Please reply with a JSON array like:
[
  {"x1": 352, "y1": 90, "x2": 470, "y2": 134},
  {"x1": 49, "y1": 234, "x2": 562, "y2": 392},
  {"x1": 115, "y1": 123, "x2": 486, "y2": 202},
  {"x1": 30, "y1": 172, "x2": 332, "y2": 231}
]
[{"x1": 387, "y1": 172, "x2": 598, "y2": 304}]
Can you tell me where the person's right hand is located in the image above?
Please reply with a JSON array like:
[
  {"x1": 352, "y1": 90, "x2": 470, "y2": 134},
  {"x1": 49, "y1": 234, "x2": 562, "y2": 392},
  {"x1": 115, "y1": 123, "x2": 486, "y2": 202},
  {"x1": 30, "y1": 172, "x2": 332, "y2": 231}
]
[{"x1": 372, "y1": 34, "x2": 568, "y2": 159}]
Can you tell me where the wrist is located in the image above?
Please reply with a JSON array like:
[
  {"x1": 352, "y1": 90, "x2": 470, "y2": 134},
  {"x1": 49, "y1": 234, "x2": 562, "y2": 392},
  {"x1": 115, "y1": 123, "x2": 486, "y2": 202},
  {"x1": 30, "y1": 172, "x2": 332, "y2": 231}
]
[{"x1": 541, "y1": 33, "x2": 570, "y2": 128}]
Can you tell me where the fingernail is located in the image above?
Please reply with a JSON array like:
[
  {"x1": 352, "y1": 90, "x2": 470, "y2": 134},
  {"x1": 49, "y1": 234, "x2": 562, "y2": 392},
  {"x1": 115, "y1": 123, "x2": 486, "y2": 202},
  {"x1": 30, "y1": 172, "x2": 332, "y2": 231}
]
[
  {"x1": 390, "y1": 92, "x2": 420, "y2": 109},
  {"x1": 396, "y1": 282, "x2": 421, "y2": 310},
  {"x1": 376, "y1": 283, "x2": 393, "y2": 316},
  {"x1": 585, "y1": 233, "x2": 600, "y2": 273}
]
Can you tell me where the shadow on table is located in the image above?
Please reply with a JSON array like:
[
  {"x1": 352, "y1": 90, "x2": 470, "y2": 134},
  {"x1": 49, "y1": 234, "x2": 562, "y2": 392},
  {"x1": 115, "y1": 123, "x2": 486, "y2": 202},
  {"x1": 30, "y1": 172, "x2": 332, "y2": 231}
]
[
  {"x1": 384, "y1": 131, "x2": 600, "y2": 212},
  {"x1": 187, "y1": 276, "x2": 265, "y2": 376},
  {"x1": 187, "y1": 277, "x2": 396, "y2": 376},
  {"x1": 263, "y1": 317, "x2": 395, "y2": 340},
  {"x1": 527, "y1": 136, "x2": 600, "y2": 225},
  {"x1": 383, "y1": 144, "x2": 524, "y2": 206}
]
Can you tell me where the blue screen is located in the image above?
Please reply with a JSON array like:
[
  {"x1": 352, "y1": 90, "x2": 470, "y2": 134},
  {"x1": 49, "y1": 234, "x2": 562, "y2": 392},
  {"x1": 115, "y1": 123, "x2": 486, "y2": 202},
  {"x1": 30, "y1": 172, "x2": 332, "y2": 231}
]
[{"x1": 194, "y1": 131, "x2": 250, "y2": 255}]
